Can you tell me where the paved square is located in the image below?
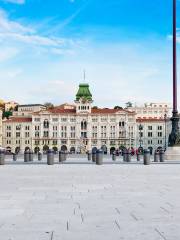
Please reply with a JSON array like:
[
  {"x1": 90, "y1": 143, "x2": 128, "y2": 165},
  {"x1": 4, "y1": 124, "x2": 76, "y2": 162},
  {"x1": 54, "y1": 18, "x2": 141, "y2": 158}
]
[{"x1": 0, "y1": 157, "x2": 180, "y2": 240}]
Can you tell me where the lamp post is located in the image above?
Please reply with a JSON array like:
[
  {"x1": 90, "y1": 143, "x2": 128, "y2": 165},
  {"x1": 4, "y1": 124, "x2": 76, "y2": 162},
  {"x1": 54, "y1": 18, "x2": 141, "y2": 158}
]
[
  {"x1": 169, "y1": 0, "x2": 180, "y2": 146},
  {"x1": 164, "y1": 113, "x2": 167, "y2": 150},
  {"x1": 139, "y1": 123, "x2": 143, "y2": 149}
]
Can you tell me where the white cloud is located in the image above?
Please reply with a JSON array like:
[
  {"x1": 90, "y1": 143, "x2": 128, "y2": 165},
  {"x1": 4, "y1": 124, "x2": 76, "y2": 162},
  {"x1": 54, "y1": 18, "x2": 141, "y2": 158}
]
[
  {"x1": 2, "y1": 0, "x2": 25, "y2": 4},
  {"x1": 0, "y1": 8, "x2": 82, "y2": 58},
  {"x1": 0, "y1": 47, "x2": 19, "y2": 62}
]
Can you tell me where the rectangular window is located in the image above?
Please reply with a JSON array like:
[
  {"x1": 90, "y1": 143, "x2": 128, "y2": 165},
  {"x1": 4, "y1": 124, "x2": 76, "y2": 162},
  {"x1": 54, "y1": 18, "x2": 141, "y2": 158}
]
[
  {"x1": 16, "y1": 132, "x2": 20, "y2": 138},
  {"x1": 158, "y1": 132, "x2": 162, "y2": 137},
  {"x1": 148, "y1": 132, "x2": 152, "y2": 137},
  {"x1": 43, "y1": 131, "x2": 49, "y2": 138},
  {"x1": 52, "y1": 118, "x2": 58, "y2": 122}
]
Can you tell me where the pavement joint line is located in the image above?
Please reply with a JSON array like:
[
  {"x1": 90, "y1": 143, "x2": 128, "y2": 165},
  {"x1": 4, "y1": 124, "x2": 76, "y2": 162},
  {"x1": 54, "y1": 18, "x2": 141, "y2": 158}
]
[
  {"x1": 50, "y1": 231, "x2": 54, "y2": 240},
  {"x1": 115, "y1": 208, "x2": 121, "y2": 215},
  {"x1": 166, "y1": 202, "x2": 174, "y2": 208},
  {"x1": 114, "y1": 220, "x2": 121, "y2": 231},
  {"x1": 138, "y1": 203, "x2": 145, "y2": 208},
  {"x1": 67, "y1": 221, "x2": 69, "y2": 231},
  {"x1": 160, "y1": 207, "x2": 170, "y2": 214},
  {"x1": 155, "y1": 228, "x2": 167, "y2": 240},
  {"x1": 81, "y1": 213, "x2": 84, "y2": 223},
  {"x1": 130, "y1": 213, "x2": 138, "y2": 221}
]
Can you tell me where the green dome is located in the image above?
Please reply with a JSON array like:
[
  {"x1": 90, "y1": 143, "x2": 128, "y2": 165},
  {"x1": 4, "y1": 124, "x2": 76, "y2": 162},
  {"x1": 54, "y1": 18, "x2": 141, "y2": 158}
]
[{"x1": 76, "y1": 84, "x2": 92, "y2": 101}]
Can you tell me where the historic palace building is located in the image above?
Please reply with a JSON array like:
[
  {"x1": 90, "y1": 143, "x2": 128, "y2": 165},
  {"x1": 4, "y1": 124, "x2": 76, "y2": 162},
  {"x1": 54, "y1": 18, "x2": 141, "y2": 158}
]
[{"x1": 1, "y1": 84, "x2": 173, "y2": 154}]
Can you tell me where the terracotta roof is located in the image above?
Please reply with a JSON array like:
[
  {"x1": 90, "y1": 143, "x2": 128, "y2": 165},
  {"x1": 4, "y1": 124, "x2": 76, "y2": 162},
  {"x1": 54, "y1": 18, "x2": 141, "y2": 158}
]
[
  {"x1": 136, "y1": 117, "x2": 165, "y2": 122},
  {"x1": 49, "y1": 108, "x2": 76, "y2": 114},
  {"x1": 91, "y1": 108, "x2": 135, "y2": 114},
  {"x1": 3, "y1": 117, "x2": 32, "y2": 123}
]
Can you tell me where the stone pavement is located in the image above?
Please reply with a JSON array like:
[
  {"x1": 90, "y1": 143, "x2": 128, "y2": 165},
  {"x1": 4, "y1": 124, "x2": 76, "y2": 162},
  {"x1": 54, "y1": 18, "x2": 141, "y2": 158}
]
[{"x1": 0, "y1": 157, "x2": 180, "y2": 240}]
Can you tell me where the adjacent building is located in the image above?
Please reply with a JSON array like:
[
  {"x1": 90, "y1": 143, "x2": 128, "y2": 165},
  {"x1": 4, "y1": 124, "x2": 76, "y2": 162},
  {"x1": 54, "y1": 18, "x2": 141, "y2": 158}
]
[
  {"x1": 13, "y1": 104, "x2": 46, "y2": 117},
  {"x1": 5, "y1": 101, "x2": 18, "y2": 112}
]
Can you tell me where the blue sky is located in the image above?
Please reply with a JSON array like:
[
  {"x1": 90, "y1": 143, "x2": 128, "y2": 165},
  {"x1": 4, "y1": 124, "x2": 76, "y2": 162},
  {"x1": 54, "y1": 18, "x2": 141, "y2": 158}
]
[{"x1": 0, "y1": 0, "x2": 179, "y2": 108}]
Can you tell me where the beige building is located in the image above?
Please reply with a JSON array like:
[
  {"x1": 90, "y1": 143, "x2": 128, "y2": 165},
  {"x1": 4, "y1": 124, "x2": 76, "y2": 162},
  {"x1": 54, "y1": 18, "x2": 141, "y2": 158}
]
[
  {"x1": 127, "y1": 103, "x2": 172, "y2": 118},
  {"x1": 136, "y1": 117, "x2": 171, "y2": 153},
  {"x1": 2, "y1": 84, "x2": 136, "y2": 154},
  {"x1": 13, "y1": 104, "x2": 46, "y2": 117},
  {"x1": 2, "y1": 84, "x2": 173, "y2": 154},
  {"x1": 5, "y1": 101, "x2": 18, "y2": 111}
]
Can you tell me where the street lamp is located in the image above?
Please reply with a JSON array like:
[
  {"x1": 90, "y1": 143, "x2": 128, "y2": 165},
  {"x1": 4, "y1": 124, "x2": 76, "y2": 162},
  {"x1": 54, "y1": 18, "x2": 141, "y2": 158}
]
[
  {"x1": 169, "y1": 0, "x2": 180, "y2": 146},
  {"x1": 139, "y1": 123, "x2": 143, "y2": 149},
  {"x1": 164, "y1": 113, "x2": 167, "y2": 150}
]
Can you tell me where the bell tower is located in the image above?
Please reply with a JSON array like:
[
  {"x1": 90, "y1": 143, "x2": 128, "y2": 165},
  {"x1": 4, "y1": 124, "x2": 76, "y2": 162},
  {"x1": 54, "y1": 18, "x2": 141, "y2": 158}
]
[{"x1": 75, "y1": 83, "x2": 93, "y2": 114}]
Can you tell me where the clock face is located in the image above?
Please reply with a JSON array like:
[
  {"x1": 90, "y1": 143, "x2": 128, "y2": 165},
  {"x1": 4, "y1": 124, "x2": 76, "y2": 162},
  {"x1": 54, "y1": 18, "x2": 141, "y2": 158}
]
[{"x1": 82, "y1": 97, "x2": 86, "y2": 104}]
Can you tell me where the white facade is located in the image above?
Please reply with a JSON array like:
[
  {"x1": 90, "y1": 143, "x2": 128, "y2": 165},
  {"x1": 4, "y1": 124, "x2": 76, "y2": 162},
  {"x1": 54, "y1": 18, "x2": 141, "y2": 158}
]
[
  {"x1": 135, "y1": 119, "x2": 171, "y2": 153},
  {"x1": 2, "y1": 117, "x2": 32, "y2": 153},
  {"x1": 1, "y1": 84, "x2": 175, "y2": 154},
  {"x1": 5, "y1": 101, "x2": 18, "y2": 111},
  {"x1": 127, "y1": 103, "x2": 172, "y2": 118},
  {"x1": 13, "y1": 104, "x2": 46, "y2": 117}
]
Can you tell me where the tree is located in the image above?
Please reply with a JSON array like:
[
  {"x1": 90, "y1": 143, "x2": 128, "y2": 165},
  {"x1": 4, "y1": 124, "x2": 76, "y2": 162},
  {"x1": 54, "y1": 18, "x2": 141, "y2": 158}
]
[
  {"x1": 44, "y1": 102, "x2": 54, "y2": 109},
  {"x1": 3, "y1": 110, "x2": 12, "y2": 119},
  {"x1": 92, "y1": 106, "x2": 98, "y2": 109},
  {"x1": 14, "y1": 105, "x2": 18, "y2": 111},
  {"x1": 114, "y1": 106, "x2": 123, "y2": 110},
  {"x1": 125, "y1": 102, "x2": 133, "y2": 108}
]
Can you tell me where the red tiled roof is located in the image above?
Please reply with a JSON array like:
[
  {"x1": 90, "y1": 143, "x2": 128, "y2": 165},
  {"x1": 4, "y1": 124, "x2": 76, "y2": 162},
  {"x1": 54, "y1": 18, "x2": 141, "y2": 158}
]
[
  {"x1": 3, "y1": 117, "x2": 32, "y2": 123},
  {"x1": 49, "y1": 108, "x2": 76, "y2": 114},
  {"x1": 136, "y1": 117, "x2": 164, "y2": 122},
  {"x1": 91, "y1": 108, "x2": 135, "y2": 114},
  {"x1": 33, "y1": 107, "x2": 135, "y2": 115}
]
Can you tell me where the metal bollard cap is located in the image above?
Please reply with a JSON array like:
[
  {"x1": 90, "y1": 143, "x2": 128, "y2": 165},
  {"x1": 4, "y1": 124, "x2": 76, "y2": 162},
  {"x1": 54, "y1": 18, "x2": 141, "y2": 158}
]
[
  {"x1": 47, "y1": 149, "x2": 53, "y2": 154},
  {"x1": 144, "y1": 149, "x2": 150, "y2": 154},
  {"x1": 97, "y1": 149, "x2": 103, "y2": 154}
]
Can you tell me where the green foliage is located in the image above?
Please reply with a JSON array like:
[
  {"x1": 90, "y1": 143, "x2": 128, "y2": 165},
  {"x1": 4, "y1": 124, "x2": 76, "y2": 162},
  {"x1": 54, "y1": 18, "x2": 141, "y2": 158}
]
[
  {"x1": 114, "y1": 106, "x2": 123, "y2": 110},
  {"x1": 44, "y1": 102, "x2": 54, "y2": 109},
  {"x1": 3, "y1": 111, "x2": 12, "y2": 119},
  {"x1": 125, "y1": 102, "x2": 133, "y2": 108}
]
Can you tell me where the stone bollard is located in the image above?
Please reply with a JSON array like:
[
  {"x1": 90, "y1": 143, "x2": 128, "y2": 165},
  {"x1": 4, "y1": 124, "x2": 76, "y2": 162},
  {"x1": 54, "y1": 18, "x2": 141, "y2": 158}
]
[
  {"x1": 29, "y1": 150, "x2": 34, "y2": 162},
  {"x1": 92, "y1": 151, "x2": 97, "y2": 162},
  {"x1": 38, "y1": 152, "x2": 42, "y2": 161},
  {"x1": 87, "y1": 151, "x2": 92, "y2": 161},
  {"x1": 143, "y1": 149, "x2": 151, "y2": 165},
  {"x1": 123, "y1": 149, "x2": 127, "y2": 162},
  {"x1": 137, "y1": 152, "x2": 141, "y2": 161},
  {"x1": 159, "y1": 149, "x2": 165, "y2": 162},
  {"x1": 24, "y1": 150, "x2": 29, "y2": 162},
  {"x1": 59, "y1": 151, "x2": 64, "y2": 163},
  {"x1": 96, "y1": 150, "x2": 103, "y2": 165},
  {"x1": 154, "y1": 150, "x2": 159, "y2": 162},
  {"x1": 112, "y1": 152, "x2": 116, "y2": 161},
  {"x1": 127, "y1": 150, "x2": 131, "y2": 162},
  {"x1": 13, "y1": 153, "x2": 17, "y2": 161},
  {"x1": 0, "y1": 150, "x2": 5, "y2": 165},
  {"x1": 47, "y1": 149, "x2": 54, "y2": 165},
  {"x1": 64, "y1": 151, "x2": 67, "y2": 161}
]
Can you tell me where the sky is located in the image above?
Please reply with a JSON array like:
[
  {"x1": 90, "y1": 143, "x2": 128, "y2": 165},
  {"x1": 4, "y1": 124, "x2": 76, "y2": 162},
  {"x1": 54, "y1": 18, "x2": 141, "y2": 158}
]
[{"x1": 0, "y1": 0, "x2": 179, "y2": 108}]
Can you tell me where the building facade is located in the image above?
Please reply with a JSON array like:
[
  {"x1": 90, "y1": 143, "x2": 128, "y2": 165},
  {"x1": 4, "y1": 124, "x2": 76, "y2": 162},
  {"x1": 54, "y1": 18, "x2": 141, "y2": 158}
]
[
  {"x1": 13, "y1": 104, "x2": 46, "y2": 117},
  {"x1": 2, "y1": 84, "x2": 174, "y2": 154},
  {"x1": 5, "y1": 101, "x2": 18, "y2": 112}
]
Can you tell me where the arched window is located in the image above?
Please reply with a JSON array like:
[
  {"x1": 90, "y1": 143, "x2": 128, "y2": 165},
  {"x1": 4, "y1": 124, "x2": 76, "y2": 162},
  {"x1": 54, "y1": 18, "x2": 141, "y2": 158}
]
[
  {"x1": 81, "y1": 121, "x2": 87, "y2": 130},
  {"x1": 44, "y1": 119, "x2": 49, "y2": 128}
]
